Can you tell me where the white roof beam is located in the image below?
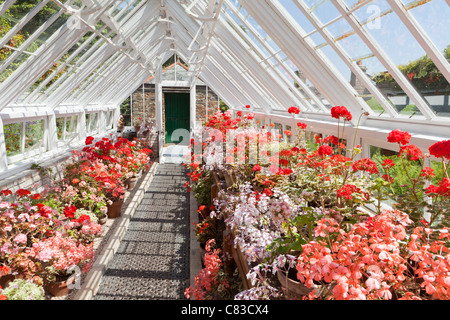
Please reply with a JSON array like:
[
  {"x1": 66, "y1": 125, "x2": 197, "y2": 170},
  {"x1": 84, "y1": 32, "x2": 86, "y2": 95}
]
[
  {"x1": 223, "y1": 0, "x2": 328, "y2": 113},
  {"x1": 291, "y1": 0, "x2": 398, "y2": 117}
]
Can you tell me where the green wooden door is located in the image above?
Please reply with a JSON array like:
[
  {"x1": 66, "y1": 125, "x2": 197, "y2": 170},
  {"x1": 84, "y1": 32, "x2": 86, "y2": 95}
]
[{"x1": 165, "y1": 93, "x2": 190, "y2": 144}]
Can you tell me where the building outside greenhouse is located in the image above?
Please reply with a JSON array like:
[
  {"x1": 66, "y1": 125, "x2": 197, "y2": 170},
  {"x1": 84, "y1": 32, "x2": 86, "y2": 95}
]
[{"x1": 0, "y1": 0, "x2": 449, "y2": 308}]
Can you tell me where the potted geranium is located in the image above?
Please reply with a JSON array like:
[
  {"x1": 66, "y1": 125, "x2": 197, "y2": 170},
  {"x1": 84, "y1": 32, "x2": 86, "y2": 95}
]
[
  {"x1": 64, "y1": 208, "x2": 103, "y2": 244},
  {"x1": 28, "y1": 235, "x2": 94, "y2": 297}
]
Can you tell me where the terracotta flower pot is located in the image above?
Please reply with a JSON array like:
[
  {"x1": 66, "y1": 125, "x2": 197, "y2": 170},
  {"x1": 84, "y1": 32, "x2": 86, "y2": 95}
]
[
  {"x1": 107, "y1": 200, "x2": 124, "y2": 218},
  {"x1": 45, "y1": 276, "x2": 75, "y2": 297}
]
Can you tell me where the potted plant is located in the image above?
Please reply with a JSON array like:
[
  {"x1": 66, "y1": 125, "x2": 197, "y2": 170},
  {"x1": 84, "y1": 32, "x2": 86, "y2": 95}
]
[
  {"x1": 64, "y1": 208, "x2": 103, "y2": 244},
  {"x1": 28, "y1": 235, "x2": 94, "y2": 297},
  {"x1": 133, "y1": 117, "x2": 143, "y2": 134}
]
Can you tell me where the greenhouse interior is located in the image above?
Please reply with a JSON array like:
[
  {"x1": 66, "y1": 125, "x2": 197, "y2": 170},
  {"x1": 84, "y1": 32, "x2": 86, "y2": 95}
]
[{"x1": 0, "y1": 0, "x2": 449, "y2": 303}]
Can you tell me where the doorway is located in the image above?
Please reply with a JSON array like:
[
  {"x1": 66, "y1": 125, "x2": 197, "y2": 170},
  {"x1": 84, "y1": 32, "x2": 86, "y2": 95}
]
[{"x1": 164, "y1": 92, "x2": 190, "y2": 145}]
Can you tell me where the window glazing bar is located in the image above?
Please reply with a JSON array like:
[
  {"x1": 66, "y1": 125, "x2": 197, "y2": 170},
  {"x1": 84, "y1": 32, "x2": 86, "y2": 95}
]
[
  {"x1": 387, "y1": 0, "x2": 450, "y2": 84},
  {"x1": 331, "y1": 0, "x2": 436, "y2": 120},
  {"x1": 292, "y1": 0, "x2": 398, "y2": 117}
]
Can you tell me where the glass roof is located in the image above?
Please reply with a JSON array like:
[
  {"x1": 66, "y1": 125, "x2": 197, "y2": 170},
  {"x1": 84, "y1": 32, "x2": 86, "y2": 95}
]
[{"x1": 0, "y1": 0, "x2": 448, "y2": 123}]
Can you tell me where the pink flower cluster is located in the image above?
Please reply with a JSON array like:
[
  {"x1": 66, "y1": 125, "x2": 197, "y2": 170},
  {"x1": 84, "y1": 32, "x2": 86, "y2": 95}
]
[
  {"x1": 296, "y1": 210, "x2": 450, "y2": 300},
  {"x1": 29, "y1": 235, "x2": 94, "y2": 273},
  {"x1": 184, "y1": 239, "x2": 222, "y2": 300}
]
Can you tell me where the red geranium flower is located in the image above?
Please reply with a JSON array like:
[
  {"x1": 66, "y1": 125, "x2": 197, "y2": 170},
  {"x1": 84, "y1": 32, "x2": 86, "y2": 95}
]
[
  {"x1": 420, "y1": 167, "x2": 435, "y2": 178},
  {"x1": 237, "y1": 111, "x2": 242, "y2": 117},
  {"x1": 337, "y1": 184, "x2": 363, "y2": 200},
  {"x1": 85, "y1": 136, "x2": 94, "y2": 145},
  {"x1": 425, "y1": 178, "x2": 450, "y2": 197},
  {"x1": 277, "y1": 168, "x2": 293, "y2": 175},
  {"x1": 252, "y1": 164, "x2": 261, "y2": 172},
  {"x1": 352, "y1": 158, "x2": 379, "y2": 174},
  {"x1": 429, "y1": 140, "x2": 450, "y2": 159},
  {"x1": 318, "y1": 145, "x2": 333, "y2": 156},
  {"x1": 0, "y1": 189, "x2": 12, "y2": 196},
  {"x1": 387, "y1": 129, "x2": 411, "y2": 145},
  {"x1": 15, "y1": 189, "x2": 31, "y2": 198},
  {"x1": 78, "y1": 214, "x2": 91, "y2": 224},
  {"x1": 64, "y1": 205, "x2": 77, "y2": 218},
  {"x1": 245, "y1": 105, "x2": 251, "y2": 109},
  {"x1": 297, "y1": 122, "x2": 307, "y2": 129},
  {"x1": 382, "y1": 159, "x2": 395, "y2": 169},
  {"x1": 399, "y1": 144, "x2": 423, "y2": 161},
  {"x1": 382, "y1": 174, "x2": 393, "y2": 183},
  {"x1": 331, "y1": 106, "x2": 352, "y2": 121},
  {"x1": 288, "y1": 106, "x2": 300, "y2": 115}
]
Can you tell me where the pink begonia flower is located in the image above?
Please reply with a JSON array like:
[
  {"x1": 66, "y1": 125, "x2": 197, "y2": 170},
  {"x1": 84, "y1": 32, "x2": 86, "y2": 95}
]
[
  {"x1": 0, "y1": 201, "x2": 10, "y2": 208},
  {"x1": 14, "y1": 233, "x2": 28, "y2": 244}
]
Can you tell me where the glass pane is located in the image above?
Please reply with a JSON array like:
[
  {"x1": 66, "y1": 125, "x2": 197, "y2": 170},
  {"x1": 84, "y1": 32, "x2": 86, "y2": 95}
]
[
  {"x1": 370, "y1": 144, "x2": 423, "y2": 201},
  {"x1": 0, "y1": 1, "x2": 62, "y2": 85},
  {"x1": 90, "y1": 112, "x2": 98, "y2": 133},
  {"x1": 353, "y1": 0, "x2": 439, "y2": 118},
  {"x1": 304, "y1": 0, "x2": 341, "y2": 25},
  {"x1": 85, "y1": 113, "x2": 90, "y2": 131},
  {"x1": 0, "y1": 52, "x2": 28, "y2": 84},
  {"x1": 66, "y1": 115, "x2": 78, "y2": 140},
  {"x1": 431, "y1": 160, "x2": 449, "y2": 186},
  {"x1": 278, "y1": 0, "x2": 315, "y2": 34},
  {"x1": 4, "y1": 122, "x2": 23, "y2": 157},
  {"x1": 402, "y1": 0, "x2": 450, "y2": 52},
  {"x1": 56, "y1": 117, "x2": 65, "y2": 140},
  {"x1": 0, "y1": 21, "x2": 27, "y2": 76},
  {"x1": 24, "y1": 119, "x2": 44, "y2": 151}
]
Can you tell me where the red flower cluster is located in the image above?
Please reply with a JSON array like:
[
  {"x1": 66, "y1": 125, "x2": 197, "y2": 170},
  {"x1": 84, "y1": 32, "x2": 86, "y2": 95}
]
[
  {"x1": 426, "y1": 178, "x2": 450, "y2": 197},
  {"x1": 429, "y1": 140, "x2": 450, "y2": 159},
  {"x1": 352, "y1": 158, "x2": 379, "y2": 174},
  {"x1": 387, "y1": 129, "x2": 411, "y2": 145},
  {"x1": 420, "y1": 167, "x2": 435, "y2": 178},
  {"x1": 78, "y1": 214, "x2": 91, "y2": 224},
  {"x1": 337, "y1": 184, "x2": 363, "y2": 200},
  {"x1": 85, "y1": 136, "x2": 94, "y2": 145},
  {"x1": 252, "y1": 164, "x2": 261, "y2": 172},
  {"x1": 288, "y1": 106, "x2": 300, "y2": 115},
  {"x1": 331, "y1": 106, "x2": 352, "y2": 121},
  {"x1": 382, "y1": 159, "x2": 395, "y2": 169},
  {"x1": 399, "y1": 144, "x2": 423, "y2": 161},
  {"x1": 64, "y1": 205, "x2": 77, "y2": 218},
  {"x1": 318, "y1": 145, "x2": 333, "y2": 156},
  {"x1": 0, "y1": 189, "x2": 12, "y2": 197},
  {"x1": 277, "y1": 168, "x2": 293, "y2": 175},
  {"x1": 321, "y1": 135, "x2": 339, "y2": 146},
  {"x1": 15, "y1": 189, "x2": 31, "y2": 198},
  {"x1": 297, "y1": 122, "x2": 307, "y2": 129}
]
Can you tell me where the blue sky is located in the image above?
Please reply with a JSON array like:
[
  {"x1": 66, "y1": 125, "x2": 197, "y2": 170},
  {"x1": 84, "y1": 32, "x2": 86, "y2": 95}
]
[{"x1": 245, "y1": 0, "x2": 449, "y2": 82}]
